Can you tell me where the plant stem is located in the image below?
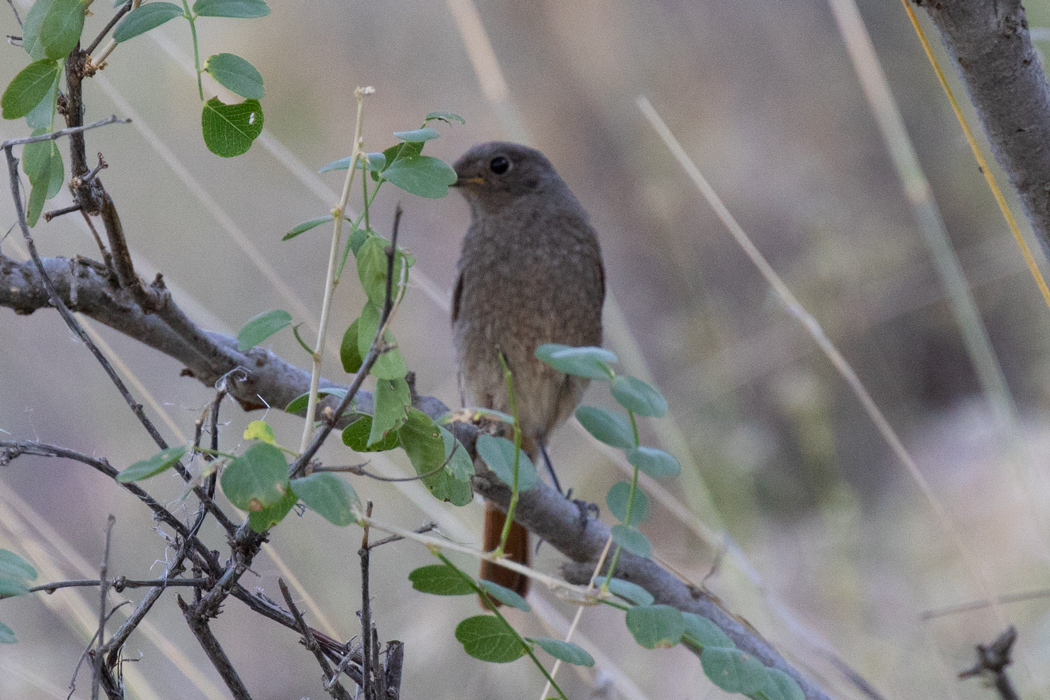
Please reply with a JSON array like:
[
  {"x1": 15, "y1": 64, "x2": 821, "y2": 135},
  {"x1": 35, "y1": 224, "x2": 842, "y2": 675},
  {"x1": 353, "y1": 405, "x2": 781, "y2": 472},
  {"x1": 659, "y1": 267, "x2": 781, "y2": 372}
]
[
  {"x1": 181, "y1": 1, "x2": 204, "y2": 102},
  {"x1": 495, "y1": 354, "x2": 522, "y2": 555},
  {"x1": 602, "y1": 410, "x2": 640, "y2": 591},
  {"x1": 298, "y1": 88, "x2": 368, "y2": 455}
]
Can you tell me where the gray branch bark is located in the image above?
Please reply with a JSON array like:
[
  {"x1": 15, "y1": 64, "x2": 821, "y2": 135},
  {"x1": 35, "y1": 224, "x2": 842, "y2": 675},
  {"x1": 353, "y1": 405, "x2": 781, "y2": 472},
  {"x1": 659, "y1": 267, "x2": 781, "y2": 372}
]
[{"x1": 920, "y1": 0, "x2": 1050, "y2": 260}]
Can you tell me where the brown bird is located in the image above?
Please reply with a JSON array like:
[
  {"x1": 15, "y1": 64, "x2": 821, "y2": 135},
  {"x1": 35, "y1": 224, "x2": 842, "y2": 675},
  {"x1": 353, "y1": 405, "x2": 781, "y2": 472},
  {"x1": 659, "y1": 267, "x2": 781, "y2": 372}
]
[{"x1": 451, "y1": 142, "x2": 605, "y2": 598}]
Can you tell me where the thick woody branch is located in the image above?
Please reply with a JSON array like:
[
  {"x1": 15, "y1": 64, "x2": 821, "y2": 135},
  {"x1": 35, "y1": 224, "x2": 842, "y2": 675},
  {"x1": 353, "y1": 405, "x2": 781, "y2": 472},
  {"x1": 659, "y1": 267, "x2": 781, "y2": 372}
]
[{"x1": 919, "y1": 0, "x2": 1050, "y2": 260}]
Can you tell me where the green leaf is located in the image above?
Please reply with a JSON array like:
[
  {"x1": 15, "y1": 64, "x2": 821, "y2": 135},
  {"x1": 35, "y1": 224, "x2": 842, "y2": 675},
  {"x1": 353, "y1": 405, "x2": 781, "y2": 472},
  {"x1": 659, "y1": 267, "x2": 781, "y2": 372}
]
[
  {"x1": 243, "y1": 420, "x2": 275, "y2": 444},
  {"x1": 355, "y1": 303, "x2": 408, "y2": 380},
  {"x1": 624, "y1": 604, "x2": 684, "y2": 649},
  {"x1": 360, "y1": 152, "x2": 386, "y2": 171},
  {"x1": 285, "y1": 388, "x2": 347, "y2": 414},
  {"x1": 37, "y1": 0, "x2": 85, "y2": 59},
  {"x1": 24, "y1": 77, "x2": 58, "y2": 130},
  {"x1": 610, "y1": 375, "x2": 668, "y2": 417},
  {"x1": 393, "y1": 127, "x2": 440, "y2": 142},
  {"x1": 425, "y1": 111, "x2": 466, "y2": 125},
  {"x1": 340, "y1": 317, "x2": 363, "y2": 373},
  {"x1": 606, "y1": 481, "x2": 650, "y2": 524},
  {"x1": 527, "y1": 637, "x2": 594, "y2": 667},
  {"x1": 594, "y1": 576, "x2": 654, "y2": 606},
  {"x1": 0, "y1": 577, "x2": 30, "y2": 597},
  {"x1": 342, "y1": 416, "x2": 400, "y2": 452},
  {"x1": 381, "y1": 155, "x2": 457, "y2": 199},
  {"x1": 681, "y1": 612, "x2": 735, "y2": 650},
  {"x1": 611, "y1": 524, "x2": 652, "y2": 558},
  {"x1": 26, "y1": 179, "x2": 47, "y2": 227},
  {"x1": 475, "y1": 434, "x2": 537, "y2": 491},
  {"x1": 21, "y1": 0, "x2": 54, "y2": 59},
  {"x1": 117, "y1": 445, "x2": 187, "y2": 482},
  {"x1": 760, "y1": 669, "x2": 805, "y2": 700},
  {"x1": 575, "y1": 406, "x2": 634, "y2": 449},
  {"x1": 369, "y1": 377, "x2": 410, "y2": 446},
  {"x1": 2, "y1": 60, "x2": 61, "y2": 120},
  {"x1": 284, "y1": 215, "x2": 333, "y2": 241},
  {"x1": 291, "y1": 472, "x2": 359, "y2": 526},
  {"x1": 535, "y1": 344, "x2": 616, "y2": 380},
  {"x1": 439, "y1": 427, "x2": 474, "y2": 481},
  {"x1": 193, "y1": 0, "x2": 270, "y2": 17},
  {"x1": 23, "y1": 132, "x2": 64, "y2": 198},
  {"x1": 479, "y1": 580, "x2": 530, "y2": 611},
  {"x1": 0, "y1": 621, "x2": 14, "y2": 643},
  {"x1": 408, "y1": 564, "x2": 474, "y2": 596},
  {"x1": 626, "y1": 446, "x2": 681, "y2": 479},
  {"x1": 0, "y1": 551, "x2": 37, "y2": 582},
  {"x1": 455, "y1": 615, "x2": 527, "y2": 663},
  {"x1": 220, "y1": 442, "x2": 290, "y2": 511},
  {"x1": 356, "y1": 235, "x2": 391, "y2": 305},
  {"x1": 247, "y1": 485, "x2": 296, "y2": 532},
  {"x1": 236, "y1": 309, "x2": 291, "y2": 350},
  {"x1": 205, "y1": 53, "x2": 264, "y2": 99},
  {"x1": 113, "y1": 2, "x2": 182, "y2": 42},
  {"x1": 700, "y1": 647, "x2": 770, "y2": 695},
  {"x1": 398, "y1": 409, "x2": 472, "y2": 506},
  {"x1": 201, "y1": 96, "x2": 263, "y2": 157}
]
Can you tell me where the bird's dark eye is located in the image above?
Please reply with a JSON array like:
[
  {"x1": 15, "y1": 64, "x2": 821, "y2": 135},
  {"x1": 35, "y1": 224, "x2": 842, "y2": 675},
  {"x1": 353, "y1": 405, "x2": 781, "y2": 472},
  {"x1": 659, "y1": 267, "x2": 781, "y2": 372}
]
[{"x1": 489, "y1": 156, "x2": 510, "y2": 174}]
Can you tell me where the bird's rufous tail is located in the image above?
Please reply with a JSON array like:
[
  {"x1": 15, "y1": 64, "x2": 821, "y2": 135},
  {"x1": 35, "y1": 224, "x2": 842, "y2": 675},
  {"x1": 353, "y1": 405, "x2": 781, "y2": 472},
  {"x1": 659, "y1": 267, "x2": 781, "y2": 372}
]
[{"x1": 480, "y1": 501, "x2": 529, "y2": 602}]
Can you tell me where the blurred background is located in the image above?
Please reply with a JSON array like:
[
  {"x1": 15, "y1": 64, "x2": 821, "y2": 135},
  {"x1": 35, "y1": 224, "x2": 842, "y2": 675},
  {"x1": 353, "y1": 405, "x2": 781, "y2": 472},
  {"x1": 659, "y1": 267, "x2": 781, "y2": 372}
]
[{"x1": 4, "y1": 0, "x2": 1050, "y2": 697}]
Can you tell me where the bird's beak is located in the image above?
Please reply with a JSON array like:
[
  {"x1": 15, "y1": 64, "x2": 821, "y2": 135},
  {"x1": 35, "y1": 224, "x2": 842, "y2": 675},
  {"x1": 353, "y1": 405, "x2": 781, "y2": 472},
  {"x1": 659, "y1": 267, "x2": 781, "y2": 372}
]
[{"x1": 452, "y1": 175, "x2": 484, "y2": 188}]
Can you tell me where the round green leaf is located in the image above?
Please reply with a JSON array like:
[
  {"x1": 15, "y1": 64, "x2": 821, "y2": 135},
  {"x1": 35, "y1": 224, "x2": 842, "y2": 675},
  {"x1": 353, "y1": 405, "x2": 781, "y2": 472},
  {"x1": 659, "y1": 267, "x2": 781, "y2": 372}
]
[
  {"x1": 399, "y1": 409, "x2": 472, "y2": 506},
  {"x1": 193, "y1": 0, "x2": 270, "y2": 17},
  {"x1": 23, "y1": 132, "x2": 63, "y2": 195},
  {"x1": 626, "y1": 446, "x2": 681, "y2": 478},
  {"x1": 340, "y1": 318, "x2": 363, "y2": 373},
  {"x1": 681, "y1": 612, "x2": 734, "y2": 650},
  {"x1": 243, "y1": 420, "x2": 275, "y2": 444},
  {"x1": 425, "y1": 111, "x2": 466, "y2": 125},
  {"x1": 24, "y1": 78, "x2": 58, "y2": 129},
  {"x1": 342, "y1": 416, "x2": 400, "y2": 452},
  {"x1": 606, "y1": 481, "x2": 650, "y2": 524},
  {"x1": 370, "y1": 377, "x2": 411, "y2": 445},
  {"x1": 535, "y1": 344, "x2": 616, "y2": 380},
  {"x1": 611, "y1": 524, "x2": 652, "y2": 558},
  {"x1": 409, "y1": 564, "x2": 474, "y2": 596},
  {"x1": 763, "y1": 669, "x2": 806, "y2": 700},
  {"x1": 454, "y1": 615, "x2": 527, "y2": 663},
  {"x1": 37, "y1": 0, "x2": 85, "y2": 58},
  {"x1": 381, "y1": 154, "x2": 457, "y2": 199},
  {"x1": 113, "y1": 3, "x2": 182, "y2": 42},
  {"x1": 475, "y1": 434, "x2": 537, "y2": 491},
  {"x1": 117, "y1": 445, "x2": 187, "y2": 482},
  {"x1": 439, "y1": 427, "x2": 474, "y2": 481},
  {"x1": 700, "y1": 647, "x2": 770, "y2": 695},
  {"x1": 220, "y1": 442, "x2": 290, "y2": 511},
  {"x1": 610, "y1": 375, "x2": 668, "y2": 417},
  {"x1": 236, "y1": 309, "x2": 291, "y2": 350},
  {"x1": 247, "y1": 486, "x2": 296, "y2": 532},
  {"x1": 527, "y1": 637, "x2": 594, "y2": 667},
  {"x1": 624, "y1": 604, "x2": 685, "y2": 649},
  {"x1": 0, "y1": 550, "x2": 36, "y2": 582},
  {"x1": 0, "y1": 577, "x2": 30, "y2": 597},
  {"x1": 291, "y1": 472, "x2": 359, "y2": 526},
  {"x1": 201, "y1": 97, "x2": 263, "y2": 157},
  {"x1": 393, "y1": 127, "x2": 440, "y2": 142},
  {"x1": 2, "y1": 60, "x2": 61, "y2": 120},
  {"x1": 575, "y1": 406, "x2": 634, "y2": 449},
  {"x1": 594, "y1": 576, "x2": 654, "y2": 606},
  {"x1": 205, "y1": 53, "x2": 264, "y2": 99},
  {"x1": 0, "y1": 621, "x2": 15, "y2": 644},
  {"x1": 283, "y1": 215, "x2": 332, "y2": 241},
  {"x1": 285, "y1": 388, "x2": 346, "y2": 414},
  {"x1": 479, "y1": 580, "x2": 530, "y2": 611}
]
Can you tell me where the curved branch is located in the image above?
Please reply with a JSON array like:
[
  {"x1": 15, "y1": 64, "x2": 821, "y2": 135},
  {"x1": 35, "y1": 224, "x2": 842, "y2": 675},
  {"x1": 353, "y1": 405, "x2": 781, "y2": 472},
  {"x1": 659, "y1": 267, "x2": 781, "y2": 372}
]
[
  {"x1": 920, "y1": 0, "x2": 1050, "y2": 260},
  {"x1": 0, "y1": 251, "x2": 829, "y2": 699}
]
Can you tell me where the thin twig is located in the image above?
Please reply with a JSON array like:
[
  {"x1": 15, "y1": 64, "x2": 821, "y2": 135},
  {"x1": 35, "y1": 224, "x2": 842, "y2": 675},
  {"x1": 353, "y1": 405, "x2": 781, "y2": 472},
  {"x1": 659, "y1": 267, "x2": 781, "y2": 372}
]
[
  {"x1": 0, "y1": 116, "x2": 130, "y2": 149},
  {"x1": 91, "y1": 515, "x2": 116, "y2": 700},
  {"x1": 178, "y1": 595, "x2": 252, "y2": 700},
  {"x1": 279, "y1": 579, "x2": 353, "y2": 700},
  {"x1": 85, "y1": 0, "x2": 136, "y2": 55},
  {"x1": 43, "y1": 203, "x2": 83, "y2": 221},
  {"x1": 360, "y1": 502, "x2": 374, "y2": 700}
]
